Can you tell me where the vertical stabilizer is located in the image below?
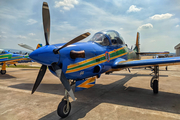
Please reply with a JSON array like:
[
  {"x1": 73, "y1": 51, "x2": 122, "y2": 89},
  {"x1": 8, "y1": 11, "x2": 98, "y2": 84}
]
[
  {"x1": 134, "y1": 32, "x2": 140, "y2": 53},
  {"x1": 133, "y1": 32, "x2": 140, "y2": 59},
  {"x1": 36, "y1": 44, "x2": 42, "y2": 49}
]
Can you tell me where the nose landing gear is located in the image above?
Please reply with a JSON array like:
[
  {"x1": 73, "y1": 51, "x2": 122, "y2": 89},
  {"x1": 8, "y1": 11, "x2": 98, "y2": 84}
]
[
  {"x1": 150, "y1": 66, "x2": 159, "y2": 94},
  {"x1": 57, "y1": 90, "x2": 71, "y2": 118}
]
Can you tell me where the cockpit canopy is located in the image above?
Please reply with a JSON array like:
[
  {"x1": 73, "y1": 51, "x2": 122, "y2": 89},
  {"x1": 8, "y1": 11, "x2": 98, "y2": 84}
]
[
  {"x1": 89, "y1": 30, "x2": 125, "y2": 46},
  {"x1": 0, "y1": 49, "x2": 8, "y2": 54}
]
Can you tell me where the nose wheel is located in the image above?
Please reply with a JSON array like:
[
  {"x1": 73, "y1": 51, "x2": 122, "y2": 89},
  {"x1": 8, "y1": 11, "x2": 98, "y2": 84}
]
[
  {"x1": 57, "y1": 90, "x2": 71, "y2": 118},
  {"x1": 57, "y1": 99, "x2": 71, "y2": 118},
  {"x1": 150, "y1": 66, "x2": 159, "y2": 94}
]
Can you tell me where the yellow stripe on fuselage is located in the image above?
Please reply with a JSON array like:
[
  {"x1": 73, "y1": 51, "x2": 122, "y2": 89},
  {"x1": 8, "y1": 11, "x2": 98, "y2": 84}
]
[
  {"x1": 66, "y1": 51, "x2": 127, "y2": 73},
  {"x1": 67, "y1": 54, "x2": 105, "y2": 69},
  {"x1": 0, "y1": 54, "x2": 10, "y2": 56},
  {"x1": 67, "y1": 46, "x2": 126, "y2": 69}
]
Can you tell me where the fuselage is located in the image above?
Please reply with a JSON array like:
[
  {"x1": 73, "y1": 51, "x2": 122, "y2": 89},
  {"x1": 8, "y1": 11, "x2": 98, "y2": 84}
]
[
  {"x1": 29, "y1": 30, "x2": 139, "y2": 80},
  {"x1": 0, "y1": 49, "x2": 29, "y2": 64}
]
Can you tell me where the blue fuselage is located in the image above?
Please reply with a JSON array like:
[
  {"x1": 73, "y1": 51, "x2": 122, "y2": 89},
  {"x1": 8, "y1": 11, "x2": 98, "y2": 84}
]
[{"x1": 30, "y1": 41, "x2": 133, "y2": 80}]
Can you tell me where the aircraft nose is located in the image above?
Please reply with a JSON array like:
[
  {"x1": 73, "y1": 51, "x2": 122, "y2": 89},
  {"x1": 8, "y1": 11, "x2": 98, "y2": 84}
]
[
  {"x1": 29, "y1": 45, "x2": 59, "y2": 66},
  {"x1": 29, "y1": 51, "x2": 38, "y2": 60}
]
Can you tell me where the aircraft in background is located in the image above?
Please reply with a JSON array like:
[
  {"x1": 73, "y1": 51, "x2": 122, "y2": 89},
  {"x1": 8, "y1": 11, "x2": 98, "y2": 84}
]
[
  {"x1": 0, "y1": 49, "x2": 29, "y2": 75},
  {"x1": 19, "y1": 2, "x2": 180, "y2": 118}
]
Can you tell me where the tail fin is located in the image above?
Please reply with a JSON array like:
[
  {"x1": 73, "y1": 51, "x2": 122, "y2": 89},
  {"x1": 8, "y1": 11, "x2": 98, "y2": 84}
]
[
  {"x1": 133, "y1": 32, "x2": 140, "y2": 53},
  {"x1": 36, "y1": 44, "x2": 42, "y2": 49}
]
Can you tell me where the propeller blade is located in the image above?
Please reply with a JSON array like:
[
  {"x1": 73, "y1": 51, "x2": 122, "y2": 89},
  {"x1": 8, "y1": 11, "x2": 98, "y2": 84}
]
[
  {"x1": 42, "y1": 2, "x2": 50, "y2": 45},
  {"x1": 32, "y1": 65, "x2": 47, "y2": 94},
  {"x1": 18, "y1": 43, "x2": 34, "y2": 51},
  {"x1": 53, "y1": 32, "x2": 90, "y2": 54},
  {"x1": 51, "y1": 63, "x2": 75, "y2": 100}
]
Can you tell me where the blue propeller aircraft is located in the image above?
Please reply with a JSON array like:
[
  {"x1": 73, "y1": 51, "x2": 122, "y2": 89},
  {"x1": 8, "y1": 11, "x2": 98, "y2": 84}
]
[
  {"x1": 0, "y1": 49, "x2": 29, "y2": 75},
  {"x1": 19, "y1": 2, "x2": 180, "y2": 118}
]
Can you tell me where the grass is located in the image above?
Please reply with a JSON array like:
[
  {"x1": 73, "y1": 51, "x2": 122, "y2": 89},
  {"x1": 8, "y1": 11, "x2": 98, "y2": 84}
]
[{"x1": 0, "y1": 65, "x2": 40, "y2": 68}]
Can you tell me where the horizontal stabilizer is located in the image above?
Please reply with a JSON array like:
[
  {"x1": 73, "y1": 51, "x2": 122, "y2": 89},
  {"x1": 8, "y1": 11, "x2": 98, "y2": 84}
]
[{"x1": 18, "y1": 43, "x2": 34, "y2": 51}]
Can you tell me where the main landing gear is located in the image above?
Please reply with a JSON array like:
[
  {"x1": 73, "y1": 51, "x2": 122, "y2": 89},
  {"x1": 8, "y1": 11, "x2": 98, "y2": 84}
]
[
  {"x1": 150, "y1": 66, "x2": 159, "y2": 94},
  {"x1": 0, "y1": 70, "x2": 6, "y2": 75},
  {"x1": 1, "y1": 62, "x2": 6, "y2": 75}
]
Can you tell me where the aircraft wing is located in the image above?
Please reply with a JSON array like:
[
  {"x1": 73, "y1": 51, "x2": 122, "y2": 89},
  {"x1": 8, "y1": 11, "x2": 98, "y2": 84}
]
[
  {"x1": 113, "y1": 57, "x2": 180, "y2": 69},
  {"x1": 137, "y1": 52, "x2": 169, "y2": 55}
]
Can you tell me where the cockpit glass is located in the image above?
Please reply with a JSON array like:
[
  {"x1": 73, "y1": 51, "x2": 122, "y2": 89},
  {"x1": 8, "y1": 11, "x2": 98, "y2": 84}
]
[
  {"x1": 89, "y1": 33, "x2": 110, "y2": 46},
  {"x1": 106, "y1": 31, "x2": 125, "y2": 45},
  {"x1": 0, "y1": 49, "x2": 7, "y2": 54}
]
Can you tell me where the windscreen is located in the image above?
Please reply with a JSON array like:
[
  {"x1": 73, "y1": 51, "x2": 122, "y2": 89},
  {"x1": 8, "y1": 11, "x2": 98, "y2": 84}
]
[{"x1": 89, "y1": 33, "x2": 110, "y2": 46}]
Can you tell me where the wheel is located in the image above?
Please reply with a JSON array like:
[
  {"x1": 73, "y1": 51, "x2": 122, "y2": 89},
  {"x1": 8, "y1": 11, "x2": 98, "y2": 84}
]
[
  {"x1": 57, "y1": 100, "x2": 71, "y2": 118},
  {"x1": 150, "y1": 76, "x2": 156, "y2": 89},
  {"x1": 1, "y1": 70, "x2": 6, "y2": 75},
  {"x1": 153, "y1": 80, "x2": 158, "y2": 94}
]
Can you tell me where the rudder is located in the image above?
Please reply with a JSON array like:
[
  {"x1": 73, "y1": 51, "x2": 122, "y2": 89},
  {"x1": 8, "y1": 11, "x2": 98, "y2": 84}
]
[{"x1": 133, "y1": 32, "x2": 140, "y2": 53}]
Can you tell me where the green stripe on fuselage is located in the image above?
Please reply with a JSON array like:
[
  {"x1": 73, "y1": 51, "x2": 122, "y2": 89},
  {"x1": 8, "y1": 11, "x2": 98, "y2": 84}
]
[
  {"x1": 0, "y1": 54, "x2": 12, "y2": 59},
  {"x1": 67, "y1": 47, "x2": 126, "y2": 71},
  {"x1": 67, "y1": 56, "x2": 106, "y2": 71}
]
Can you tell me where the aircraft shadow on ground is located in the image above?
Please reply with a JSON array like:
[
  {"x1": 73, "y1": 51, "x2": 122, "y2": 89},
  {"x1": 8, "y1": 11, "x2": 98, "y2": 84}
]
[
  {"x1": 9, "y1": 83, "x2": 65, "y2": 95},
  {"x1": 111, "y1": 73, "x2": 168, "y2": 77},
  {"x1": 0, "y1": 74, "x2": 16, "y2": 79},
  {"x1": 19, "y1": 68, "x2": 39, "y2": 71},
  {"x1": 8, "y1": 73, "x2": 180, "y2": 120},
  {"x1": 39, "y1": 73, "x2": 180, "y2": 120}
]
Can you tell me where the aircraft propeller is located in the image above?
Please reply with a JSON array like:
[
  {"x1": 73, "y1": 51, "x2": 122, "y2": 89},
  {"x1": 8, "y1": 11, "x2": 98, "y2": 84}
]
[
  {"x1": 53, "y1": 32, "x2": 90, "y2": 54},
  {"x1": 24, "y1": 2, "x2": 90, "y2": 100},
  {"x1": 42, "y1": 2, "x2": 50, "y2": 45}
]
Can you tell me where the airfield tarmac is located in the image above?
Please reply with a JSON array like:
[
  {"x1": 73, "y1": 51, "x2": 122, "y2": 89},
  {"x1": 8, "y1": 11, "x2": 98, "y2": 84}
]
[{"x1": 1, "y1": 64, "x2": 180, "y2": 120}]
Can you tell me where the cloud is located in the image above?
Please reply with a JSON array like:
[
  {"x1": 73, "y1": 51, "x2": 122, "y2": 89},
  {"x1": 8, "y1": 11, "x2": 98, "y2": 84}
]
[
  {"x1": 28, "y1": 33, "x2": 35, "y2": 36},
  {"x1": 1, "y1": 31, "x2": 6, "y2": 34},
  {"x1": 55, "y1": 0, "x2": 78, "y2": 11},
  {"x1": 0, "y1": 35, "x2": 7, "y2": 38},
  {"x1": 150, "y1": 13, "x2": 173, "y2": 20},
  {"x1": 2, "y1": 36, "x2": 7, "y2": 38},
  {"x1": 127, "y1": 5, "x2": 142, "y2": 13},
  {"x1": 150, "y1": 40, "x2": 156, "y2": 43},
  {"x1": 138, "y1": 23, "x2": 153, "y2": 30},
  {"x1": 176, "y1": 25, "x2": 179, "y2": 28},
  {"x1": 27, "y1": 19, "x2": 37, "y2": 25},
  {"x1": 17, "y1": 35, "x2": 27, "y2": 39}
]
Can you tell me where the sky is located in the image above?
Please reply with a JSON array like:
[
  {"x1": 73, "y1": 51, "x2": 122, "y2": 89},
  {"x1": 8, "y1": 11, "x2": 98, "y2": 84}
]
[{"x1": 0, "y1": 0, "x2": 180, "y2": 53}]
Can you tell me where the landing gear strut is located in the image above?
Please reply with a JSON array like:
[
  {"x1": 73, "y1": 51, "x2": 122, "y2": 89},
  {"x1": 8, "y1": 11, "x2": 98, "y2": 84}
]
[{"x1": 150, "y1": 66, "x2": 159, "y2": 94}]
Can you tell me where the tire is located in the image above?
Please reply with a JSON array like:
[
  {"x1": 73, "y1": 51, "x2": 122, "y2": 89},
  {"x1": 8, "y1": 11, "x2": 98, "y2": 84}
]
[
  {"x1": 153, "y1": 80, "x2": 158, "y2": 94},
  {"x1": 57, "y1": 100, "x2": 71, "y2": 118},
  {"x1": 1, "y1": 70, "x2": 6, "y2": 75},
  {"x1": 166, "y1": 66, "x2": 168, "y2": 71},
  {"x1": 150, "y1": 76, "x2": 156, "y2": 89}
]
